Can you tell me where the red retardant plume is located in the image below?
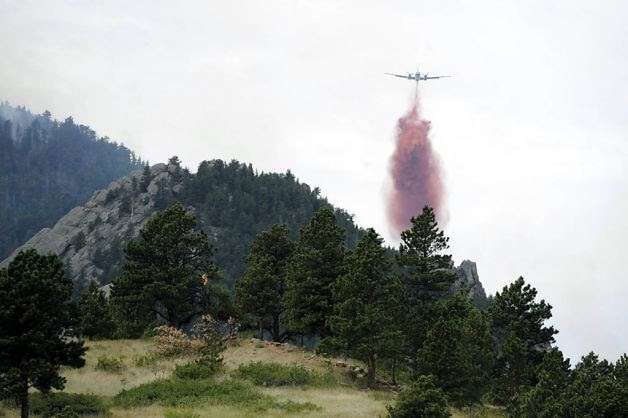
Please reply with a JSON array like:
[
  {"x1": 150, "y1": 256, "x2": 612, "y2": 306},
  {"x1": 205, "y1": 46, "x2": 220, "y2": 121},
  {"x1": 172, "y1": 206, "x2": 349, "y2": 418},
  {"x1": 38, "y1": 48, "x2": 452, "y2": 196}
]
[{"x1": 387, "y1": 94, "x2": 447, "y2": 236}]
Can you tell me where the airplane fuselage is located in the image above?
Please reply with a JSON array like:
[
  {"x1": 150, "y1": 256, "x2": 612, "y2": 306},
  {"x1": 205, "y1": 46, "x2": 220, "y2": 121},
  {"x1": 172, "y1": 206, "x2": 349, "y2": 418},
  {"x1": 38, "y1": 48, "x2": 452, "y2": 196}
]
[
  {"x1": 407, "y1": 72, "x2": 429, "y2": 81},
  {"x1": 385, "y1": 69, "x2": 450, "y2": 83}
]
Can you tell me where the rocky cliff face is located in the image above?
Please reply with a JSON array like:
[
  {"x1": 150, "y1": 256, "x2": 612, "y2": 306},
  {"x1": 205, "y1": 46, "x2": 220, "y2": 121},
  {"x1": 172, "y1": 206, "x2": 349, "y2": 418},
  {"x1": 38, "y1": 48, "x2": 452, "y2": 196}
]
[
  {"x1": 0, "y1": 163, "x2": 182, "y2": 287},
  {"x1": 453, "y1": 260, "x2": 488, "y2": 307}
]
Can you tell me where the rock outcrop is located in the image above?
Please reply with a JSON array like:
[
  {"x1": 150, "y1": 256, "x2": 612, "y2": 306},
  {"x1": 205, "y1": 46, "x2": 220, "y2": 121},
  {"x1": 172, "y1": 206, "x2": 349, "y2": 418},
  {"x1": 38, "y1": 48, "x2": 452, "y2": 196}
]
[
  {"x1": 1, "y1": 163, "x2": 183, "y2": 287},
  {"x1": 452, "y1": 260, "x2": 488, "y2": 307}
]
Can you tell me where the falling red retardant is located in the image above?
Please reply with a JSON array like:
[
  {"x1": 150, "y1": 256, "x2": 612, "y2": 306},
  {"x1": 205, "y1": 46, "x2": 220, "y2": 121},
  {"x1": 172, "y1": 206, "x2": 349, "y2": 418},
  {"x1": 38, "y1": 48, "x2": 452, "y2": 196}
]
[{"x1": 387, "y1": 94, "x2": 447, "y2": 237}]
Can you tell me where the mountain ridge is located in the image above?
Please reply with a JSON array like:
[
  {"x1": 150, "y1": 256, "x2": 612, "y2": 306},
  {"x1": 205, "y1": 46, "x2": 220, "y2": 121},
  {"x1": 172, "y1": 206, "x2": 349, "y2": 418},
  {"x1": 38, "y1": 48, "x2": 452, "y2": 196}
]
[
  {"x1": 2, "y1": 160, "x2": 487, "y2": 304},
  {"x1": 0, "y1": 101, "x2": 143, "y2": 259},
  {"x1": 1, "y1": 159, "x2": 364, "y2": 289}
]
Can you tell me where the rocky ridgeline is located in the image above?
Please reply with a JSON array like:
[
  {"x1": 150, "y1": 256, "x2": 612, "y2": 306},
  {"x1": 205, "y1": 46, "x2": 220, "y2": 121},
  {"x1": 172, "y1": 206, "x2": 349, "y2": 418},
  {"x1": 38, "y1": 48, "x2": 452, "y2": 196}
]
[
  {"x1": 0, "y1": 163, "x2": 184, "y2": 287},
  {"x1": 1, "y1": 161, "x2": 489, "y2": 304}
]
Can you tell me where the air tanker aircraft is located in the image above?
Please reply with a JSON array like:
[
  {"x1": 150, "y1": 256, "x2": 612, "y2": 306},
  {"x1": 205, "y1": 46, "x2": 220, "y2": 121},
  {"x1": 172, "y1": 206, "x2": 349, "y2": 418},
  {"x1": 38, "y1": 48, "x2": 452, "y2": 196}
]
[{"x1": 385, "y1": 69, "x2": 451, "y2": 85}]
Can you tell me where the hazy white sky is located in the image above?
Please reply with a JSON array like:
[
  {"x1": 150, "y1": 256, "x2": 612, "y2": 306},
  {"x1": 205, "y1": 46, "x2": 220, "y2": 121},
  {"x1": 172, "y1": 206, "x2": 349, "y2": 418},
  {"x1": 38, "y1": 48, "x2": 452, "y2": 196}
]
[{"x1": 1, "y1": 0, "x2": 626, "y2": 361}]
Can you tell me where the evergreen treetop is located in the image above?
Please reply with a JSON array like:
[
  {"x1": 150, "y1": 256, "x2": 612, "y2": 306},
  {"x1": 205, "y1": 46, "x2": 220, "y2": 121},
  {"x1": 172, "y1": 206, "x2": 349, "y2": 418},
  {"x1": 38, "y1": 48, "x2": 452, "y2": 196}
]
[{"x1": 397, "y1": 206, "x2": 456, "y2": 301}]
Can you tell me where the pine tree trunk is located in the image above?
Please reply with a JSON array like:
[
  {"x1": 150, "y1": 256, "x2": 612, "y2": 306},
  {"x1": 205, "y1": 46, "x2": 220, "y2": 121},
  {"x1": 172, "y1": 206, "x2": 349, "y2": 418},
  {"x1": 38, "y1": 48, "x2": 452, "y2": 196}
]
[
  {"x1": 367, "y1": 356, "x2": 376, "y2": 388},
  {"x1": 272, "y1": 315, "x2": 280, "y2": 342},
  {"x1": 391, "y1": 357, "x2": 397, "y2": 385},
  {"x1": 19, "y1": 373, "x2": 29, "y2": 418}
]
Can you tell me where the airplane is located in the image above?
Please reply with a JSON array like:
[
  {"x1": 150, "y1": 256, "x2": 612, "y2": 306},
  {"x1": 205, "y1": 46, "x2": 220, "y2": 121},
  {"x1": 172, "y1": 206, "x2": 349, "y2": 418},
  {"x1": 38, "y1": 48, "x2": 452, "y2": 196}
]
[{"x1": 385, "y1": 69, "x2": 451, "y2": 85}]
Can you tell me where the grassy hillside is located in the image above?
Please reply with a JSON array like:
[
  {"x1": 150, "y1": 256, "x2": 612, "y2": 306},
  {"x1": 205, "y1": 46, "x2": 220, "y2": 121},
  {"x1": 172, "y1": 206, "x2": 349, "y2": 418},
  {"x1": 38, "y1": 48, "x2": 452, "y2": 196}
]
[{"x1": 0, "y1": 337, "x2": 504, "y2": 417}]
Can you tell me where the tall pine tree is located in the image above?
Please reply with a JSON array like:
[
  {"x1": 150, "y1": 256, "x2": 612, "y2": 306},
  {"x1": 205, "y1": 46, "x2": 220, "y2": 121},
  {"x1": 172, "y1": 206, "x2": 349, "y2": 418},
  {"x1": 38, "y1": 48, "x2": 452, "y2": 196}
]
[
  {"x1": 488, "y1": 277, "x2": 558, "y2": 405},
  {"x1": 111, "y1": 203, "x2": 218, "y2": 333},
  {"x1": 321, "y1": 228, "x2": 404, "y2": 387},
  {"x1": 284, "y1": 206, "x2": 345, "y2": 340},
  {"x1": 0, "y1": 250, "x2": 86, "y2": 418},
  {"x1": 415, "y1": 294, "x2": 493, "y2": 406},
  {"x1": 235, "y1": 224, "x2": 294, "y2": 341},
  {"x1": 397, "y1": 206, "x2": 456, "y2": 300},
  {"x1": 511, "y1": 348, "x2": 571, "y2": 417},
  {"x1": 397, "y1": 206, "x2": 456, "y2": 366}
]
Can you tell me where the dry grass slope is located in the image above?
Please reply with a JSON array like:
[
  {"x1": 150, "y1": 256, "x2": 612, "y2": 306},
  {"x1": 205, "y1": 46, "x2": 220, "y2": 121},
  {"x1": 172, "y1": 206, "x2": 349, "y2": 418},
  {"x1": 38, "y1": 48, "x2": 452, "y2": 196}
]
[{"x1": 1, "y1": 338, "x2": 505, "y2": 417}]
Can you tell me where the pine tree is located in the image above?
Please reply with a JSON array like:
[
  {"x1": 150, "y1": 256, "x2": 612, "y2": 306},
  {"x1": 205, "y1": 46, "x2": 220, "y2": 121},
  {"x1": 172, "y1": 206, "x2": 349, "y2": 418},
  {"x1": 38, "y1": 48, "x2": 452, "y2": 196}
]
[
  {"x1": 235, "y1": 225, "x2": 294, "y2": 341},
  {"x1": 615, "y1": 354, "x2": 628, "y2": 387},
  {"x1": 397, "y1": 206, "x2": 455, "y2": 301},
  {"x1": 77, "y1": 281, "x2": 116, "y2": 339},
  {"x1": 111, "y1": 203, "x2": 218, "y2": 332},
  {"x1": 563, "y1": 352, "x2": 628, "y2": 417},
  {"x1": 0, "y1": 250, "x2": 86, "y2": 418},
  {"x1": 284, "y1": 206, "x2": 345, "y2": 339},
  {"x1": 321, "y1": 228, "x2": 404, "y2": 387},
  {"x1": 511, "y1": 348, "x2": 571, "y2": 417},
  {"x1": 415, "y1": 294, "x2": 493, "y2": 406},
  {"x1": 139, "y1": 164, "x2": 151, "y2": 192},
  {"x1": 488, "y1": 277, "x2": 558, "y2": 405},
  {"x1": 387, "y1": 375, "x2": 451, "y2": 418},
  {"x1": 396, "y1": 206, "x2": 456, "y2": 366}
]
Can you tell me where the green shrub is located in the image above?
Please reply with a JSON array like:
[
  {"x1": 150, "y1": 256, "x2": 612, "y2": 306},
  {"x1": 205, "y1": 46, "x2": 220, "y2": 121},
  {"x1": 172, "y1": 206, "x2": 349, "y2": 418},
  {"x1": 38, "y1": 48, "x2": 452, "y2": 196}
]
[
  {"x1": 235, "y1": 361, "x2": 328, "y2": 387},
  {"x1": 387, "y1": 375, "x2": 450, "y2": 418},
  {"x1": 113, "y1": 377, "x2": 318, "y2": 412},
  {"x1": 30, "y1": 392, "x2": 107, "y2": 417},
  {"x1": 113, "y1": 378, "x2": 266, "y2": 408},
  {"x1": 173, "y1": 361, "x2": 220, "y2": 380},
  {"x1": 95, "y1": 355, "x2": 125, "y2": 373},
  {"x1": 133, "y1": 354, "x2": 159, "y2": 367}
]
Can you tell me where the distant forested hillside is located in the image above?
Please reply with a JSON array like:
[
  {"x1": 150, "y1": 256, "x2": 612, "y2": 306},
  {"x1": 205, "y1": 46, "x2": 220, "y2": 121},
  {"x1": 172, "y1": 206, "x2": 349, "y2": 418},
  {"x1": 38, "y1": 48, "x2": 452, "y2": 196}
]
[
  {"x1": 2, "y1": 157, "x2": 364, "y2": 290},
  {"x1": 0, "y1": 102, "x2": 143, "y2": 258},
  {"x1": 180, "y1": 159, "x2": 364, "y2": 286}
]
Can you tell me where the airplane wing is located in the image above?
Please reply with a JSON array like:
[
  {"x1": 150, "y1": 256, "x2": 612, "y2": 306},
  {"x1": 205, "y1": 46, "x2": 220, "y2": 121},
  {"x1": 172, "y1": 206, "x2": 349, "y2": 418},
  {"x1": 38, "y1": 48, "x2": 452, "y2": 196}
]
[
  {"x1": 425, "y1": 75, "x2": 452, "y2": 79},
  {"x1": 385, "y1": 73, "x2": 410, "y2": 79}
]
